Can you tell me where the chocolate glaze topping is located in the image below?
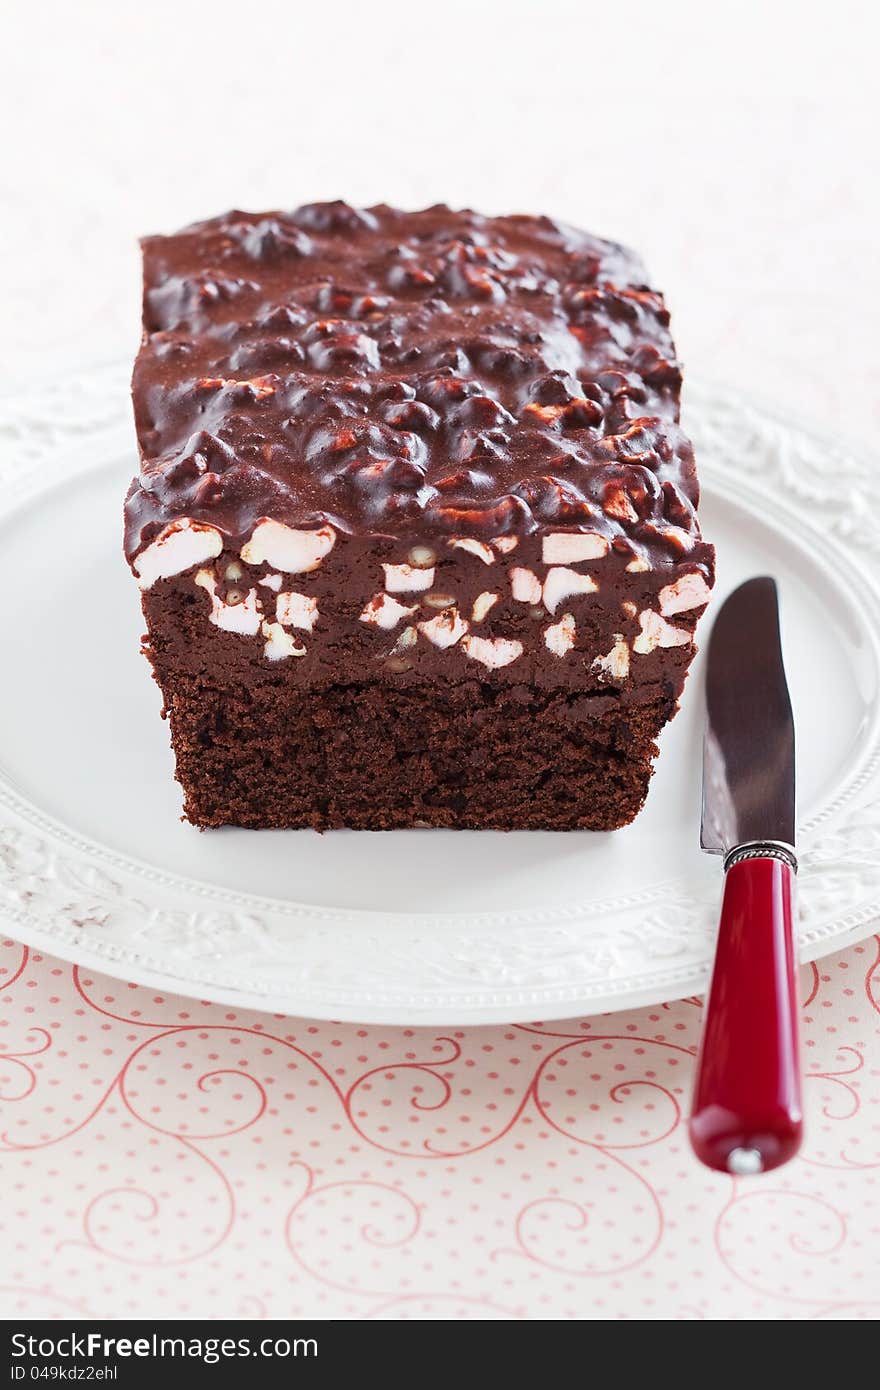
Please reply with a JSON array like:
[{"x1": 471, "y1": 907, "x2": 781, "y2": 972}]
[{"x1": 125, "y1": 202, "x2": 705, "y2": 567}]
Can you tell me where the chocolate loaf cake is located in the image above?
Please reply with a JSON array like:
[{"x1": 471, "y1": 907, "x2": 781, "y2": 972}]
[{"x1": 125, "y1": 202, "x2": 714, "y2": 830}]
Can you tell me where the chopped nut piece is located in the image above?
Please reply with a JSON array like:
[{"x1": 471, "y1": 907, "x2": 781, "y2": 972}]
[
  {"x1": 392, "y1": 624, "x2": 418, "y2": 652},
  {"x1": 640, "y1": 522, "x2": 695, "y2": 556},
  {"x1": 602, "y1": 487, "x2": 639, "y2": 524},
  {"x1": 385, "y1": 655, "x2": 413, "y2": 673},
  {"x1": 407, "y1": 545, "x2": 437, "y2": 568}
]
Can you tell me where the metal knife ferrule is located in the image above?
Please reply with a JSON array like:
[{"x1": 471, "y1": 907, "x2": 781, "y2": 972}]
[{"x1": 723, "y1": 841, "x2": 798, "y2": 874}]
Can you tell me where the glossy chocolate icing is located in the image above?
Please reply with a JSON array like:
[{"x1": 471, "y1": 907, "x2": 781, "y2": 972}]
[{"x1": 125, "y1": 202, "x2": 706, "y2": 571}]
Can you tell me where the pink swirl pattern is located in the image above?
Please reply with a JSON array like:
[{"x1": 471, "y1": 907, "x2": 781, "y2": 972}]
[{"x1": 0, "y1": 934, "x2": 878, "y2": 1319}]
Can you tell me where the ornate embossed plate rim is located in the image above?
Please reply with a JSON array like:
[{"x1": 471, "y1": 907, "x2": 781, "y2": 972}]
[{"x1": 0, "y1": 365, "x2": 878, "y2": 1023}]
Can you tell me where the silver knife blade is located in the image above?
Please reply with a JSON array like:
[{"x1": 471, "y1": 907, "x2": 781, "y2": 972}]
[{"x1": 700, "y1": 576, "x2": 796, "y2": 856}]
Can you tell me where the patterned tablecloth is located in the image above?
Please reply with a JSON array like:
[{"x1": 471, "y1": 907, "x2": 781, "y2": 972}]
[
  {"x1": 1, "y1": 941, "x2": 878, "y2": 1320},
  {"x1": 1, "y1": 0, "x2": 878, "y2": 1321}
]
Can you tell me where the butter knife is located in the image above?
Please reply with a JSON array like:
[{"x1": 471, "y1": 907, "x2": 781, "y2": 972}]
[{"x1": 690, "y1": 576, "x2": 802, "y2": 1175}]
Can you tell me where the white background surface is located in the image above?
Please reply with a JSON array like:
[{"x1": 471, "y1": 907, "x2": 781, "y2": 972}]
[
  {"x1": 3, "y1": 0, "x2": 879, "y2": 441},
  {"x1": 2, "y1": 0, "x2": 879, "y2": 1323}
]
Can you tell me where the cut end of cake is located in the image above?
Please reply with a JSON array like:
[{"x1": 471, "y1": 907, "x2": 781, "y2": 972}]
[{"x1": 165, "y1": 677, "x2": 674, "y2": 832}]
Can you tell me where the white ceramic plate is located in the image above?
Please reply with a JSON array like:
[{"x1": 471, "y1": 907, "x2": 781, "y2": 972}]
[{"x1": 0, "y1": 365, "x2": 878, "y2": 1023}]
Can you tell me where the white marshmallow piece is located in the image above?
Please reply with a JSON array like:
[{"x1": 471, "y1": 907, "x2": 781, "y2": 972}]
[
  {"x1": 276, "y1": 591, "x2": 318, "y2": 632},
  {"x1": 241, "y1": 520, "x2": 336, "y2": 573},
  {"x1": 359, "y1": 593, "x2": 418, "y2": 631},
  {"x1": 449, "y1": 537, "x2": 495, "y2": 565},
  {"x1": 461, "y1": 634, "x2": 524, "y2": 669},
  {"x1": 382, "y1": 562, "x2": 436, "y2": 593},
  {"x1": 511, "y1": 566, "x2": 543, "y2": 604},
  {"x1": 261, "y1": 620, "x2": 306, "y2": 660},
  {"x1": 259, "y1": 572, "x2": 283, "y2": 592},
  {"x1": 418, "y1": 607, "x2": 469, "y2": 649},
  {"x1": 592, "y1": 635, "x2": 631, "y2": 681},
  {"x1": 632, "y1": 609, "x2": 692, "y2": 654},
  {"x1": 471, "y1": 591, "x2": 499, "y2": 623},
  {"x1": 541, "y1": 532, "x2": 609, "y2": 565},
  {"x1": 544, "y1": 612, "x2": 576, "y2": 656},
  {"x1": 194, "y1": 569, "x2": 262, "y2": 635},
  {"x1": 134, "y1": 519, "x2": 223, "y2": 590},
  {"x1": 542, "y1": 566, "x2": 599, "y2": 614},
  {"x1": 658, "y1": 571, "x2": 712, "y2": 616}
]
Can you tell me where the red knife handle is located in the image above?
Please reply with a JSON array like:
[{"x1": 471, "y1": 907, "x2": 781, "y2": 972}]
[{"x1": 689, "y1": 852, "x2": 802, "y2": 1174}]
